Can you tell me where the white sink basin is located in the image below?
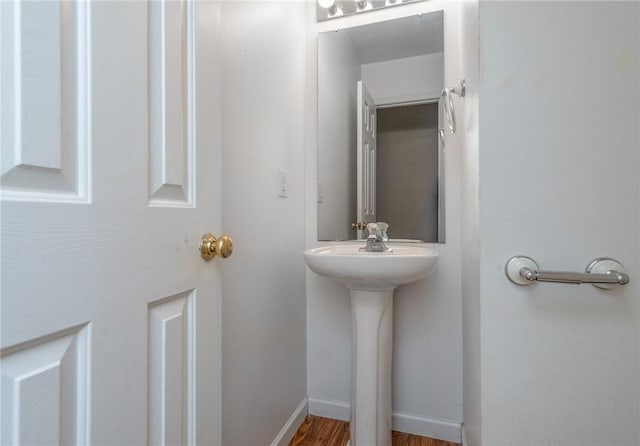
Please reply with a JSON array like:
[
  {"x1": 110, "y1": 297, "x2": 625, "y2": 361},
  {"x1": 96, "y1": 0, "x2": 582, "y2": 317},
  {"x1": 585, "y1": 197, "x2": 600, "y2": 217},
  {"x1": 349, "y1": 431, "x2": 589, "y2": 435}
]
[{"x1": 303, "y1": 242, "x2": 439, "y2": 290}]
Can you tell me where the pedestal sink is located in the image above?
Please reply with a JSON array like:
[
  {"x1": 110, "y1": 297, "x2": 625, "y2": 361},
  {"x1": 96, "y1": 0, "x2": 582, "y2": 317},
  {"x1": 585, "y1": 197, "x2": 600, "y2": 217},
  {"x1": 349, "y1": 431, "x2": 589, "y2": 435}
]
[{"x1": 303, "y1": 242, "x2": 439, "y2": 446}]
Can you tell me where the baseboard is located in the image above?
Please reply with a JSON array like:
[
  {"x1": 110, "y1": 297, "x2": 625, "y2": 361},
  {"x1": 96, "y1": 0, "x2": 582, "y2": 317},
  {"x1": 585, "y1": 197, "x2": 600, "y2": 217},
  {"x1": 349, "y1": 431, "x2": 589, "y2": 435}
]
[
  {"x1": 270, "y1": 398, "x2": 308, "y2": 446},
  {"x1": 308, "y1": 397, "x2": 350, "y2": 421},
  {"x1": 307, "y1": 397, "x2": 461, "y2": 443},
  {"x1": 393, "y1": 411, "x2": 461, "y2": 444},
  {"x1": 461, "y1": 423, "x2": 468, "y2": 446}
]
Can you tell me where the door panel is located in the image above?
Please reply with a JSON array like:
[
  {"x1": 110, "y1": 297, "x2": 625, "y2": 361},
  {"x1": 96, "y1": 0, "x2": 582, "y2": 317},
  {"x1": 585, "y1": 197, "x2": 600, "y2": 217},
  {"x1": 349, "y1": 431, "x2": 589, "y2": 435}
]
[
  {"x1": 356, "y1": 81, "x2": 377, "y2": 238},
  {"x1": 1, "y1": 325, "x2": 90, "y2": 445},
  {"x1": 148, "y1": 290, "x2": 194, "y2": 445},
  {"x1": 148, "y1": 0, "x2": 194, "y2": 207},
  {"x1": 0, "y1": 0, "x2": 90, "y2": 202},
  {"x1": 1, "y1": 1, "x2": 221, "y2": 444}
]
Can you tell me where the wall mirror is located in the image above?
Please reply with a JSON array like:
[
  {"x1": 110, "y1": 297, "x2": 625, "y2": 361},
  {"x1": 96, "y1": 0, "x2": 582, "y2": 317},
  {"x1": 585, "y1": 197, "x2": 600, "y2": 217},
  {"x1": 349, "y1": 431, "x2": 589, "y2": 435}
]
[{"x1": 317, "y1": 11, "x2": 445, "y2": 242}]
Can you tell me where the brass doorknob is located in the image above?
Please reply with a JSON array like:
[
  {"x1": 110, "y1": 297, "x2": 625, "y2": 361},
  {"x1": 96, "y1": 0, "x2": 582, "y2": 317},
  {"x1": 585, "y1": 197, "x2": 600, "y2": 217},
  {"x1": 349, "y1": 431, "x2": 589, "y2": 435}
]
[
  {"x1": 352, "y1": 222, "x2": 366, "y2": 231},
  {"x1": 199, "y1": 233, "x2": 233, "y2": 261}
]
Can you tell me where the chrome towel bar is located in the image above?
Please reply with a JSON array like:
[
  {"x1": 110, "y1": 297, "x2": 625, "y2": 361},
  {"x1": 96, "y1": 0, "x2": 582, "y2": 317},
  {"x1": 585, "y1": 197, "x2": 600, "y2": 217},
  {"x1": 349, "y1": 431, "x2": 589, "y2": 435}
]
[{"x1": 505, "y1": 256, "x2": 629, "y2": 290}]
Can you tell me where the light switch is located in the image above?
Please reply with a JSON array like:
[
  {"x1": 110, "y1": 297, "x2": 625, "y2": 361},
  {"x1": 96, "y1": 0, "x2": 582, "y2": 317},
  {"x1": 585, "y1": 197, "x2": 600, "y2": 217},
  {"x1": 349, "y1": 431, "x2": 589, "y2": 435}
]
[{"x1": 278, "y1": 168, "x2": 288, "y2": 198}]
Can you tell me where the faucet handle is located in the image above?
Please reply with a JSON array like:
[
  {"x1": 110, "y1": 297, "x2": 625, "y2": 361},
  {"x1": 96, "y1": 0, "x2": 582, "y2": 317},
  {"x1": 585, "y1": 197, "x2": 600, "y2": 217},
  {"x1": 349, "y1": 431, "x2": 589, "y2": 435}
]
[
  {"x1": 366, "y1": 222, "x2": 380, "y2": 238},
  {"x1": 376, "y1": 222, "x2": 389, "y2": 242}
]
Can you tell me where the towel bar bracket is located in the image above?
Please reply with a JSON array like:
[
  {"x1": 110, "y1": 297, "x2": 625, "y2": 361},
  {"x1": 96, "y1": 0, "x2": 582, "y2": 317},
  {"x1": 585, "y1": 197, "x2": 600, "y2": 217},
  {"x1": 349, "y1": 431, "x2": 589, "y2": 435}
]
[{"x1": 505, "y1": 256, "x2": 629, "y2": 290}]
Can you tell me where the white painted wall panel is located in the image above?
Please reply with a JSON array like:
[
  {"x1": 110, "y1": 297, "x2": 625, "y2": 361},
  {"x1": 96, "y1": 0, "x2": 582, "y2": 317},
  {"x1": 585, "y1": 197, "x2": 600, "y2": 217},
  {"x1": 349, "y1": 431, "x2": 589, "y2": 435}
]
[
  {"x1": 220, "y1": 2, "x2": 308, "y2": 445},
  {"x1": 476, "y1": 2, "x2": 640, "y2": 444}
]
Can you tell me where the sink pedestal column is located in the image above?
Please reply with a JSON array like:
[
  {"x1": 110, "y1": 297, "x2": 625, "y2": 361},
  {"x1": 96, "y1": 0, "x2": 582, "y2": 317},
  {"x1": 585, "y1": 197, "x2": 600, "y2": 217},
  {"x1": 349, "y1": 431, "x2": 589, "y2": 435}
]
[{"x1": 349, "y1": 288, "x2": 394, "y2": 446}]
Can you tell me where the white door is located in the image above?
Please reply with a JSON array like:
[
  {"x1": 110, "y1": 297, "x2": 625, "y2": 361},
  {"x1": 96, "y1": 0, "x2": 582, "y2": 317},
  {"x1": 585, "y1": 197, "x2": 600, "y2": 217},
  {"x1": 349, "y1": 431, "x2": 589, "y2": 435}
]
[
  {"x1": 1, "y1": 1, "x2": 222, "y2": 444},
  {"x1": 356, "y1": 81, "x2": 376, "y2": 239}
]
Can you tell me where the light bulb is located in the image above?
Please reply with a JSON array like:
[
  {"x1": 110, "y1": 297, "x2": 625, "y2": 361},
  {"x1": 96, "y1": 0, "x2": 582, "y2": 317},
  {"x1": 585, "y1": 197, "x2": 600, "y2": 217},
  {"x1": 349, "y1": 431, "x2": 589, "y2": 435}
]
[{"x1": 318, "y1": 0, "x2": 336, "y2": 9}]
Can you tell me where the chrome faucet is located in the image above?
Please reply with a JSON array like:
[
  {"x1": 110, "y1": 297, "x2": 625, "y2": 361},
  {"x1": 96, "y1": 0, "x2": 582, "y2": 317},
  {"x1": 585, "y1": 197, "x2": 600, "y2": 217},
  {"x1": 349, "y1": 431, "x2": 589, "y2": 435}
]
[{"x1": 361, "y1": 223, "x2": 391, "y2": 252}]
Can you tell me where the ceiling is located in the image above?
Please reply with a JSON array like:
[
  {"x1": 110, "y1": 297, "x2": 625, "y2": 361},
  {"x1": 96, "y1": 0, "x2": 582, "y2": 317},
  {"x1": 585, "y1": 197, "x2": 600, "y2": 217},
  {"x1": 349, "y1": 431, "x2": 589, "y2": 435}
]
[{"x1": 343, "y1": 11, "x2": 444, "y2": 64}]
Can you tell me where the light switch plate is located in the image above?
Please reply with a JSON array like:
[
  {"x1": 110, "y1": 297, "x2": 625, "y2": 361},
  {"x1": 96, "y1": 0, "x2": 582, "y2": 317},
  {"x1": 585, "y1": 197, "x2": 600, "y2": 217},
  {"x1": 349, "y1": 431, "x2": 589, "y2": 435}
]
[{"x1": 278, "y1": 168, "x2": 288, "y2": 198}]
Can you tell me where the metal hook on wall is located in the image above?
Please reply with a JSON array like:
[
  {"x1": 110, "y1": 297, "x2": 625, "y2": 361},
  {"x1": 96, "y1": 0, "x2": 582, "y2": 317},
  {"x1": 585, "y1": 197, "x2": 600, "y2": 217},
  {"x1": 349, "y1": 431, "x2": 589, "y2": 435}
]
[{"x1": 441, "y1": 78, "x2": 466, "y2": 135}]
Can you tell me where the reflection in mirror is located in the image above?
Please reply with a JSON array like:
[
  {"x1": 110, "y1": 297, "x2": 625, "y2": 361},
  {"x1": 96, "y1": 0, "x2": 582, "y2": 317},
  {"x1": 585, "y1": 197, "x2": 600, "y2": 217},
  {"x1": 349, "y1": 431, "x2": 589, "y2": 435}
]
[{"x1": 317, "y1": 12, "x2": 445, "y2": 242}]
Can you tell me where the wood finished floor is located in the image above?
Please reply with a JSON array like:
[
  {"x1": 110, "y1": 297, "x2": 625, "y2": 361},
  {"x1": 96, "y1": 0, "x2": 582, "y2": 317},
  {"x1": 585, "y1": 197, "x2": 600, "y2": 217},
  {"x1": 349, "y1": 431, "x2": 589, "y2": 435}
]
[{"x1": 289, "y1": 415, "x2": 460, "y2": 446}]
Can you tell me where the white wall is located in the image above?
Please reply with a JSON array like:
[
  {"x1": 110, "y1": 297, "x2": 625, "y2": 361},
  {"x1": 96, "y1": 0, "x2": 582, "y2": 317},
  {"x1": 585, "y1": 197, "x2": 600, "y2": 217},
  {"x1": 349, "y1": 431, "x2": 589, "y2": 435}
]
[
  {"x1": 220, "y1": 2, "x2": 307, "y2": 445},
  {"x1": 317, "y1": 31, "x2": 361, "y2": 241},
  {"x1": 470, "y1": 2, "x2": 640, "y2": 445},
  {"x1": 361, "y1": 52, "x2": 444, "y2": 105},
  {"x1": 306, "y1": 2, "x2": 464, "y2": 442}
]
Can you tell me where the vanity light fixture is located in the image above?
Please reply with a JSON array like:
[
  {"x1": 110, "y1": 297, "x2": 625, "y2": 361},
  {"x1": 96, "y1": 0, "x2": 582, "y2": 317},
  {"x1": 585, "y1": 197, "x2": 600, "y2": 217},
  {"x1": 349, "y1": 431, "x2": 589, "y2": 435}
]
[{"x1": 317, "y1": 0, "x2": 426, "y2": 22}]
